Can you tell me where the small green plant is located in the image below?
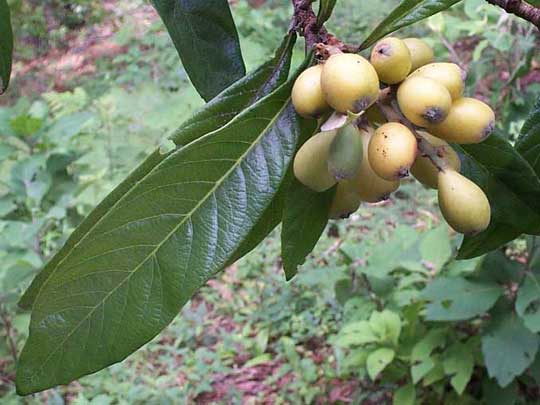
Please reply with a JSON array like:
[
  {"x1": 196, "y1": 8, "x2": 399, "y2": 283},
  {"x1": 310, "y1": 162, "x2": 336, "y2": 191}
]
[{"x1": 331, "y1": 226, "x2": 540, "y2": 403}]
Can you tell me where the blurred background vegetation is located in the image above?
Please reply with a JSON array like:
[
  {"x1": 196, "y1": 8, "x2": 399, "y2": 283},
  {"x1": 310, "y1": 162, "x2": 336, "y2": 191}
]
[{"x1": 0, "y1": 0, "x2": 539, "y2": 403}]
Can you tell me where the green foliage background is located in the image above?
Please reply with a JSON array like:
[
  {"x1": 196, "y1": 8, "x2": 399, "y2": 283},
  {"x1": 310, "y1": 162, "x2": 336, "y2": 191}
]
[{"x1": 1, "y1": 0, "x2": 540, "y2": 403}]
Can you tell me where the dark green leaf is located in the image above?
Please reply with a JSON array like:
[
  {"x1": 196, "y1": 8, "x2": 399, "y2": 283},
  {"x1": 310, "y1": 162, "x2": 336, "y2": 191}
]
[
  {"x1": 227, "y1": 123, "x2": 319, "y2": 264},
  {"x1": 456, "y1": 134, "x2": 540, "y2": 259},
  {"x1": 359, "y1": 0, "x2": 462, "y2": 50},
  {"x1": 16, "y1": 67, "x2": 310, "y2": 394},
  {"x1": 422, "y1": 277, "x2": 502, "y2": 321},
  {"x1": 527, "y1": 236, "x2": 540, "y2": 269},
  {"x1": 516, "y1": 274, "x2": 540, "y2": 333},
  {"x1": 482, "y1": 379, "x2": 519, "y2": 405},
  {"x1": 516, "y1": 96, "x2": 540, "y2": 177},
  {"x1": 317, "y1": 0, "x2": 338, "y2": 26},
  {"x1": 0, "y1": 0, "x2": 12, "y2": 93},
  {"x1": 281, "y1": 181, "x2": 334, "y2": 280},
  {"x1": 482, "y1": 308, "x2": 540, "y2": 387},
  {"x1": 19, "y1": 34, "x2": 297, "y2": 311},
  {"x1": 152, "y1": 0, "x2": 245, "y2": 101},
  {"x1": 477, "y1": 250, "x2": 523, "y2": 284}
]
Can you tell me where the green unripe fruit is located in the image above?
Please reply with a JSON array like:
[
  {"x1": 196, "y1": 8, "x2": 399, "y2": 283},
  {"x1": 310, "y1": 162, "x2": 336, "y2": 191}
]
[
  {"x1": 397, "y1": 76, "x2": 452, "y2": 127},
  {"x1": 328, "y1": 123, "x2": 364, "y2": 180},
  {"x1": 329, "y1": 181, "x2": 362, "y2": 219},
  {"x1": 438, "y1": 170, "x2": 491, "y2": 235},
  {"x1": 403, "y1": 38, "x2": 434, "y2": 71},
  {"x1": 370, "y1": 37, "x2": 412, "y2": 84},
  {"x1": 293, "y1": 131, "x2": 338, "y2": 192},
  {"x1": 411, "y1": 131, "x2": 461, "y2": 189},
  {"x1": 368, "y1": 122, "x2": 417, "y2": 181},
  {"x1": 321, "y1": 53, "x2": 380, "y2": 113},
  {"x1": 347, "y1": 127, "x2": 400, "y2": 203},
  {"x1": 428, "y1": 97, "x2": 495, "y2": 144},
  {"x1": 293, "y1": 131, "x2": 336, "y2": 192},
  {"x1": 292, "y1": 65, "x2": 331, "y2": 118},
  {"x1": 410, "y1": 62, "x2": 464, "y2": 100}
]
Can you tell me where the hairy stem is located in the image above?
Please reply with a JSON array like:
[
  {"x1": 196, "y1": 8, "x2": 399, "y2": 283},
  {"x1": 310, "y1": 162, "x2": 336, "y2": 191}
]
[{"x1": 485, "y1": 0, "x2": 540, "y2": 29}]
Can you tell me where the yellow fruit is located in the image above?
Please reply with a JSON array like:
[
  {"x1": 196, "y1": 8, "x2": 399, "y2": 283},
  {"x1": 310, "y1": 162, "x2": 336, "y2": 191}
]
[
  {"x1": 428, "y1": 97, "x2": 495, "y2": 144},
  {"x1": 291, "y1": 65, "x2": 331, "y2": 118},
  {"x1": 368, "y1": 122, "x2": 417, "y2": 181},
  {"x1": 410, "y1": 62, "x2": 464, "y2": 100},
  {"x1": 328, "y1": 123, "x2": 364, "y2": 180},
  {"x1": 438, "y1": 170, "x2": 491, "y2": 235},
  {"x1": 329, "y1": 181, "x2": 362, "y2": 219},
  {"x1": 293, "y1": 131, "x2": 337, "y2": 192},
  {"x1": 346, "y1": 127, "x2": 400, "y2": 203},
  {"x1": 365, "y1": 104, "x2": 387, "y2": 126},
  {"x1": 370, "y1": 37, "x2": 412, "y2": 84},
  {"x1": 403, "y1": 38, "x2": 434, "y2": 71},
  {"x1": 320, "y1": 53, "x2": 380, "y2": 113},
  {"x1": 397, "y1": 76, "x2": 452, "y2": 127},
  {"x1": 411, "y1": 132, "x2": 461, "y2": 189}
]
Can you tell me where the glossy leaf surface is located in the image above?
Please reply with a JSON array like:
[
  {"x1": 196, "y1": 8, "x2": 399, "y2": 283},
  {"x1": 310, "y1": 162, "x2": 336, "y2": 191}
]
[{"x1": 153, "y1": 0, "x2": 246, "y2": 101}]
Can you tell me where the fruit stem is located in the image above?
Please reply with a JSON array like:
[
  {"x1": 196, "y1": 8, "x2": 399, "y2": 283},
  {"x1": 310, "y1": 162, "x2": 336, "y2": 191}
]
[
  {"x1": 376, "y1": 99, "x2": 451, "y2": 173},
  {"x1": 290, "y1": 0, "x2": 358, "y2": 55}
]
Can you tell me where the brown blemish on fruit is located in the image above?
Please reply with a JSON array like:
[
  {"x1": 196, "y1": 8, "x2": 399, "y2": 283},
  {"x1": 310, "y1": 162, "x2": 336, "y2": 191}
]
[
  {"x1": 422, "y1": 107, "x2": 446, "y2": 124},
  {"x1": 352, "y1": 96, "x2": 373, "y2": 113},
  {"x1": 375, "y1": 43, "x2": 391, "y2": 57},
  {"x1": 481, "y1": 121, "x2": 495, "y2": 140},
  {"x1": 397, "y1": 167, "x2": 410, "y2": 179}
]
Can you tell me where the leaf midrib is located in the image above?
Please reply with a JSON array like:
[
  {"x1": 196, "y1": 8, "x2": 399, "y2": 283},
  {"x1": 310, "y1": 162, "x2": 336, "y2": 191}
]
[
  {"x1": 27, "y1": 84, "x2": 268, "y2": 309},
  {"x1": 27, "y1": 96, "x2": 291, "y2": 380}
]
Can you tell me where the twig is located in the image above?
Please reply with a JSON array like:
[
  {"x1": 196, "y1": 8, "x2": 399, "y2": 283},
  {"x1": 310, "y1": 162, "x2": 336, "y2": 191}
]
[
  {"x1": 290, "y1": 0, "x2": 355, "y2": 54},
  {"x1": 0, "y1": 307, "x2": 18, "y2": 364},
  {"x1": 290, "y1": 0, "x2": 327, "y2": 50},
  {"x1": 437, "y1": 33, "x2": 465, "y2": 69},
  {"x1": 485, "y1": 0, "x2": 540, "y2": 29}
]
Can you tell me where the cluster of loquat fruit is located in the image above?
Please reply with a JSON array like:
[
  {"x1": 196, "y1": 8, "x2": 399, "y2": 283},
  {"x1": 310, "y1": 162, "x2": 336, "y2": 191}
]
[{"x1": 291, "y1": 37, "x2": 494, "y2": 236}]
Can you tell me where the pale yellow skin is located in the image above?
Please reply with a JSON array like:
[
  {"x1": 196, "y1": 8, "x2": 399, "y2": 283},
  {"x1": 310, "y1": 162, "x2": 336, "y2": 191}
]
[
  {"x1": 411, "y1": 131, "x2": 461, "y2": 189},
  {"x1": 370, "y1": 37, "x2": 412, "y2": 85},
  {"x1": 438, "y1": 170, "x2": 491, "y2": 235},
  {"x1": 320, "y1": 53, "x2": 380, "y2": 113},
  {"x1": 344, "y1": 127, "x2": 400, "y2": 203},
  {"x1": 397, "y1": 76, "x2": 452, "y2": 127},
  {"x1": 428, "y1": 97, "x2": 495, "y2": 144},
  {"x1": 292, "y1": 65, "x2": 330, "y2": 118},
  {"x1": 329, "y1": 181, "x2": 362, "y2": 219},
  {"x1": 403, "y1": 38, "x2": 434, "y2": 71},
  {"x1": 410, "y1": 63, "x2": 464, "y2": 100},
  {"x1": 368, "y1": 122, "x2": 418, "y2": 181},
  {"x1": 294, "y1": 130, "x2": 338, "y2": 192}
]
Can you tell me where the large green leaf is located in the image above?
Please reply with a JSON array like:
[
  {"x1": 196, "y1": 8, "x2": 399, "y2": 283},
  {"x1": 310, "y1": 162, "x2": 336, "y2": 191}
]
[
  {"x1": 456, "y1": 134, "x2": 540, "y2": 259},
  {"x1": 516, "y1": 96, "x2": 540, "y2": 177},
  {"x1": 19, "y1": 34, "x2": 297, "y2": 311},
  {"x1": 359, "y1": 0, "x2": 463, "y2": 50},
  {"x1": 482, "y1": 307, "x2": 540, "y2": 387},
  {"x1": 516, "y1": 274, "x2": 540, "y2": 333},
  {"x1": 16, "y1": 65, "x2": 311, "y2": 394},
  {"x1": 422, "y1": 277, "x2": 502, "y2": 321},
  {"x1": 0, "y1": 0, "x2": 13, "y2": 93},
  {"x1": 281, "y1": 181, "x2": 335, "y2": 280},
  {"x1": 152, "y1": 0, "x2": 245, "y2": 101}
]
